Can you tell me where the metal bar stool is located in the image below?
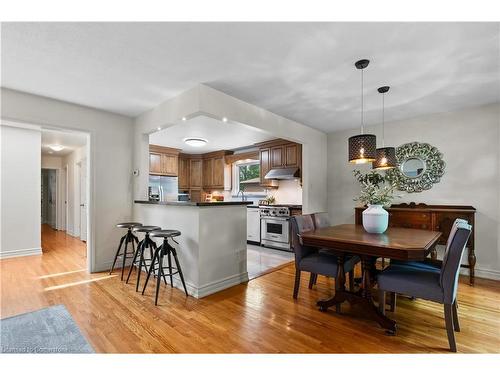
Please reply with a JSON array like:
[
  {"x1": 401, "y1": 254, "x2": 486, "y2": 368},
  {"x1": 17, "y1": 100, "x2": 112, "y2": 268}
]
[
  {"x1": 126, "y1": 225, "x2": 161, "y2": 291},
  {"x1": 142, "y1": 229, "x2": 188, "y2": 305},
  {"x1": 109, "y1": 222, "x2": 142, "y2": 280}
]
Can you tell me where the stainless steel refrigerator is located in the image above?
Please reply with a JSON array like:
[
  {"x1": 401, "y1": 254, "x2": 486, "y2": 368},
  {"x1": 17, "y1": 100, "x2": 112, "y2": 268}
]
[{"x1": 149, "y1": 176, "x2": 179, "y2": 202}]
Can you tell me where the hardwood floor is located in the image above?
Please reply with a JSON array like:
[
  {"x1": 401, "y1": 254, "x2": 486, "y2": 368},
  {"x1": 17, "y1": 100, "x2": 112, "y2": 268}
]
[{"x1": 1, "y1": 224, "x2": 499, "y2": 353}]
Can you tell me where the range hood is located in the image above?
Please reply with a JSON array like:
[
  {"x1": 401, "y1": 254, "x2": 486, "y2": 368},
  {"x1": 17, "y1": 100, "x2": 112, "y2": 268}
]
[{"x1": 264, "y1": 167, "x2": 300, "y2": 180}]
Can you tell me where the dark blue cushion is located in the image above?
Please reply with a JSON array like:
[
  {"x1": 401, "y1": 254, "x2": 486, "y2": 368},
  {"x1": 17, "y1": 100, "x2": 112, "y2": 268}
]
[
  {"x1": 377, "y1": 264, "x2": 443, "y2": 303},
  {"x1": 299, "y1": 253, "x2": 358, "y2": 277},
  {"x1": 390, "y1": 259, "x2": 440, "y2": 272}
]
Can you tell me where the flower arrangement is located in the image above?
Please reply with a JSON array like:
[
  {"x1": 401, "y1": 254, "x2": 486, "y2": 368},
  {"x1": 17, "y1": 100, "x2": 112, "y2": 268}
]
[{"x1": 353, "y1": 170, "x2": 398, "y2": 207}]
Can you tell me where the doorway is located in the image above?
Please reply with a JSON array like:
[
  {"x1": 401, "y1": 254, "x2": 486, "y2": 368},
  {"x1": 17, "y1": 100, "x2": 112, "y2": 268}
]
[{"x1": 41, "y1": 128, "x2": 89, "y2": 263}]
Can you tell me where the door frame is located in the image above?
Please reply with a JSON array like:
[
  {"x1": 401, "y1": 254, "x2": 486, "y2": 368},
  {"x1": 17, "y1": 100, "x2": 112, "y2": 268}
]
[{"x1": 78, "y1": 158, "x2": 87, "y2": 242}]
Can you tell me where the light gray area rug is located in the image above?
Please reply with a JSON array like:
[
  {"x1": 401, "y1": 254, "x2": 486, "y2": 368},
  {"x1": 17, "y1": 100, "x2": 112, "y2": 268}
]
[{"x1": 1, "y1": 304, "x2": 94, "y2": 353}]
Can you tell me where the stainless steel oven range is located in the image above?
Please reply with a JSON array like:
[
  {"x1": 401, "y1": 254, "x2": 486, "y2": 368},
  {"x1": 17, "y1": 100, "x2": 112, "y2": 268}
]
[{"x1": 260, "y1": 206, "x2": 292, "y2": 251}]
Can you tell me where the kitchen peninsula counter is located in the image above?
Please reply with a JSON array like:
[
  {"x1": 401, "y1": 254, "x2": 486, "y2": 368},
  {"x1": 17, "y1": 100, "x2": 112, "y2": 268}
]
[{"x1": 133, "y1": 200, "x2": 249, "y2": 298}]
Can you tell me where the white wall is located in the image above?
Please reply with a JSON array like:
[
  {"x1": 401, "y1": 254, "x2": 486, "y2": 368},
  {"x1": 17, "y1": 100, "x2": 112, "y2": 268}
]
[
  {"x1": 1, "y1": 88, "x2": 134, "y2": 271},
  {"x1": 63, "y1": 146, "x2": 86, "y2": 237},
  {"x1": 327, "y1": 103, "x2": 500, "y2": 280},
  {"x1": 0, "y1": 125, "x2": 42, "y2": 258}
]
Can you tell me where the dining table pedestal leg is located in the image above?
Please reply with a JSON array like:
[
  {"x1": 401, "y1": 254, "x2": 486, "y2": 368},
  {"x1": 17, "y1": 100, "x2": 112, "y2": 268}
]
[{"x1": 317, "y1": 254, "x2": 397, "y2": 334}]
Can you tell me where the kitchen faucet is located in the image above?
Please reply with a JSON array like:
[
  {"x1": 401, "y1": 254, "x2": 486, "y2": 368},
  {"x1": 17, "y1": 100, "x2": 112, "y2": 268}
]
[{"x1": 237, "y1": 190, "x2": 246, "y2": 201}]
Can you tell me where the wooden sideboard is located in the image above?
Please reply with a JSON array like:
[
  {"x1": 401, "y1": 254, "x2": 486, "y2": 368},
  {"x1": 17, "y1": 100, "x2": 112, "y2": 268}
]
[{"x1": 354, "y1": 202, "x2": 477, "y2": 285}]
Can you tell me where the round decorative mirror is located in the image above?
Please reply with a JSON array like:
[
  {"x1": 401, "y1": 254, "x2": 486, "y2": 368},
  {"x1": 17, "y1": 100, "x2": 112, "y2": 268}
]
[
  {"x1": 400, "y1": 157, "x2": 426, "y2": 178},
  {"x1": 386, "y1": 142, "x2": 445, "y2": 193}
]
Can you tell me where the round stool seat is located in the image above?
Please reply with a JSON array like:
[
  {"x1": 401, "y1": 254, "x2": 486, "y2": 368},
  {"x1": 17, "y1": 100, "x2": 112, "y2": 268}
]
[
  {"x1": 116, "y1": 222, "x2": 143, "y2": 229},
  {"x1": 150, "y1": 229, "x2": 181, "y2": 238},
  {"x1": 132, "y1": 225, "x2": 161, "y2": 233}
]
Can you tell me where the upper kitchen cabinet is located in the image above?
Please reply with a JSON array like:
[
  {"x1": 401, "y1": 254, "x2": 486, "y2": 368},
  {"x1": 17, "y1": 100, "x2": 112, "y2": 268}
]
[
  {"x1": 212, "y1": 155, "x2": 225, "y2": 187},
  {"x1": 284, "y1": 143, "x2": 300, "y2": 167},
  {"x1": 189, "y1": 158, "x2": 203, "y2": 189},
  {"x1": 259, "y1": 148, "x2": 274, "y2": 187},
  {"x1": 255, "y1": 139, "x2": 302, "y2": 186},
  {"x1": 202, "y1": 150, "x2": 233, "y2": 190},
  {"x1": 149, "y1": 151, "x2": 163, "y2": 175},
  {"x1": 270, "y1": 146, "x2": 283, "y2": 168},
  {"x1": 178, "y1": 155, "x2": 190, "y2": 189},
  {"x1": 149, "y1": 145, "x2": 181, "y2": 176}
]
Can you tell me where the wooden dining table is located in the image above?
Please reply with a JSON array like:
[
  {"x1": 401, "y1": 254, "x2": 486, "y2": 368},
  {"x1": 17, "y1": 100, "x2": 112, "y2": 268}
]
[{"x1": 300, "y1": 224, "x2": 442, "y2": 334}]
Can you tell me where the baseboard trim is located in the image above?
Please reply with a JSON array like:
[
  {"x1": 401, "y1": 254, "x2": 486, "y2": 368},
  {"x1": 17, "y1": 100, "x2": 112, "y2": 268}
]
[
  {"x1": 0, "y1": 247, "x2": 42, "y2": 259},
  {"x1": 194, "y1": 272, "x2": 250, "y2": 298},
  {"x1": 460, "y1": 267, "x2": 500, "y2": 280}
]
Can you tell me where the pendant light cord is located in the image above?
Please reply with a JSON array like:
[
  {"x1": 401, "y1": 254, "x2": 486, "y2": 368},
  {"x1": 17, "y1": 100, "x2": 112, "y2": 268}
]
[
  {"x1": 360, "y1": 68, "x2": 364, "y2": 134},
  {"x1": 382, "y1": 92, "x2": 385, "y2": 147}
]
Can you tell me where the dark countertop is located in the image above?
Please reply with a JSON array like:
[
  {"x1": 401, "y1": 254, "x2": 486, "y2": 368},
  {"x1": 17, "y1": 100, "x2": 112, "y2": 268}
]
[
  {"x1": 255, "y1": 204, "x2": 302, "y2": 209},
  {"x1": 134, "y1": 200, "x2": 252, "y2": 207}
]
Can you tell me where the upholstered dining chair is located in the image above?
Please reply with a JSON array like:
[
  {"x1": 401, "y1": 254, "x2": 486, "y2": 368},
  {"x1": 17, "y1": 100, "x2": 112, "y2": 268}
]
[
  {"x1": 290, "y1": 215, "x2": 358, "y2": 301},
  {"x1": 391, "y1": 218, "x2": 469, "y2": 270},
  {"x1": 312, "y1": 212, "x2": 330, "y2": 229},
  {"x1": 309, "y1": 212, "x2": 357, "y2": 289},
  {"x1": 377, "y1": 220, "x2": 472, "y2": 352},
  {"x1": 386, "y1": 218, "x2": 469, "y2": 311}
]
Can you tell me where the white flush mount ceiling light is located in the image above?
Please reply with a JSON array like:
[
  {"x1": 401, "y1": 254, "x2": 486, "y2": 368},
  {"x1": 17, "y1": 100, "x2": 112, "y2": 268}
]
[
  {"x1": 184, "y1": 137, "x2": 208, "y2": 147},
  {"x1": 222, "y1": 117, "x2": 228, "y2": 122},
  {"x1": 182, "y1": 117, "x2": 187, "y2": 121},
  {"x1": 49, "y1": 144, "x2": 65, "y2": 152}
]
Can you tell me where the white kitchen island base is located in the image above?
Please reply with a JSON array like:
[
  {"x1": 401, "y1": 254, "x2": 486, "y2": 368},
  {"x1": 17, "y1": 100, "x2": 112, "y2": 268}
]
[{"x1": 134, "y1": 201, "x2": 249, "y2": 298}]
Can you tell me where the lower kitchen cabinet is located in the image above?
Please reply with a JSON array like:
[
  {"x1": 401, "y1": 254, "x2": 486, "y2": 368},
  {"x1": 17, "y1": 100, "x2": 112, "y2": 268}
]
[{"x1": 190, "y1": 189, "x2": 202, "y2": 203}]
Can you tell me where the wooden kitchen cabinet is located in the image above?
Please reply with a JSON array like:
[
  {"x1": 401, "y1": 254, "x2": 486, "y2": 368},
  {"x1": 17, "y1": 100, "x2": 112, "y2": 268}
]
[
  {"x1": 149, "y1": 145, "x2": 180, "y2": 176},
  {"x1": 212, "y1": 156, "x2": 225, "y2": 188},
  {"x1": 255, "y1": 139, "x2": 302, "y2": 186},
  {"x1": 190, "y1": 189, "x2": 202, "y2": 203},
  {"x1": 178, "y1": 155, "x2": 190, "y2": 190},
  {"x1": 202, "y1": 158, "x2": 213, "y2": 188},
  {"x1": 284, "y1": 143, "x2": 300, "y2": 167},
  {"x1": 201, "y1": 151, "x2": 233, "y2": 190},
  {"x1": 259, "y1": 148, "x2": 275, "y2": 187},
  {"x1": 162, "y1": 154, "x2": 178, "y2": 176},
  {"x1": 270, "y1": 146, "x2": 284, "y2": 168},
  {"x1": 149, "y1": 152, "x2": 163, "y2": 175},
  {"x1": 189, "y1": 159, "x2": 203, "y2": 189}
]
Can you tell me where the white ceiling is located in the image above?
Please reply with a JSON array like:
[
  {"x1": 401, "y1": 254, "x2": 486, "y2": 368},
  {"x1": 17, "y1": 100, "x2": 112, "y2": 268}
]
[
  {"x1": 2, "y1": 22, "x2": 499, "y2": 133},
  {"x1": 149, "y1": 115, "x2": 273, "y2": 154},
  {"x1": 41, "y1": 129, "x2": 87, "y2": 156}
]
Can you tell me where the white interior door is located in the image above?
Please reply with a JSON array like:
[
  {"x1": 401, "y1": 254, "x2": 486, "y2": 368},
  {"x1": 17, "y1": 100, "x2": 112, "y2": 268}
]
[{"x1": 79, "y1": 159, "x2": 87, "y2": 241}]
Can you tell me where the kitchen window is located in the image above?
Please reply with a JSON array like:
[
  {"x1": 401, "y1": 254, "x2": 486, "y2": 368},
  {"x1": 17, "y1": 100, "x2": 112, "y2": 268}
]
[{"x1": 232, "y1": 160, "x2": 267, "y2": 197}]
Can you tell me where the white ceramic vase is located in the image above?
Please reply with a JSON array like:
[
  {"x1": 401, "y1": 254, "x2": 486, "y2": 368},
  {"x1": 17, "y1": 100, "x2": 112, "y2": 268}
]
[{"x1": 362, "y1": 204, "x2": 389, "y2": 234}]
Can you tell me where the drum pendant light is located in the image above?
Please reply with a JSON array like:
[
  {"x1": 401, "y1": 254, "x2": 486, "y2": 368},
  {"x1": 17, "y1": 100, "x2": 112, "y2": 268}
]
[
  {"x1": 348, "y1": 59, "x2": 377, "y2": 164},
  {"x1": 372, "y1": 86, "x2": 396, "y2": 170}
]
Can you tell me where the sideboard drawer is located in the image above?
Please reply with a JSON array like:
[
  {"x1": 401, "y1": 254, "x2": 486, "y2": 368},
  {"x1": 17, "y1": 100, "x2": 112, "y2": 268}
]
[{"x1": 389, "y1": 212, "x2": 432, "y2": 230}]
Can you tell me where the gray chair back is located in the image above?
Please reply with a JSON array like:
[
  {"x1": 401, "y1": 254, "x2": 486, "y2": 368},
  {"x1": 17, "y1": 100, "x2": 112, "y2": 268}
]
[
  {"x1": 440, "y1": 220, "x2": 472, "y2": 304},
  {"x1": 312, "y1": 212, "x2": 330, "y2": 229},
  {"x1": 290, "y1": 215, "x2": 316, "y2": 265}
]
